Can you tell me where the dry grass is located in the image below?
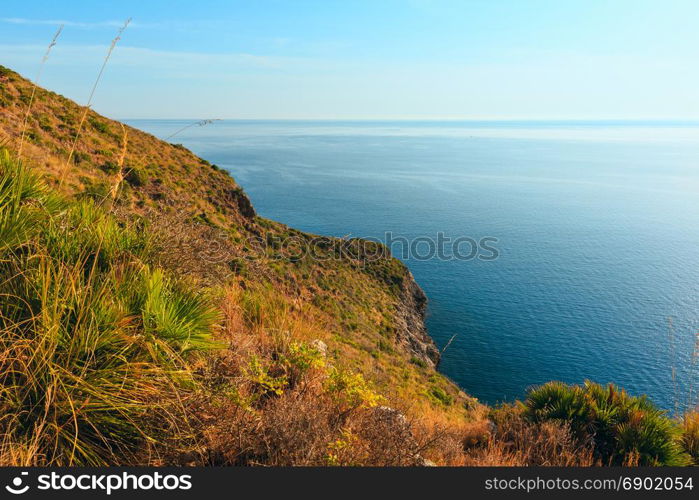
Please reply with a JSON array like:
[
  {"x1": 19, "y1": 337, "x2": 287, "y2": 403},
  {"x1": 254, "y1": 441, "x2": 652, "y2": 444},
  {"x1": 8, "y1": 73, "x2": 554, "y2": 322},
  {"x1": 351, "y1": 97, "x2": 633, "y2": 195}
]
[
  {"x1": 109, "y1": 122, "x2": 129, "y2": 200},
  {"x1": 17, "y1": 24, "x2": 63, "y2": 160},
  {"x1": 461, "y1": 405, "x2": 597, "y2": 466},
  {"x1": 680, "y1": 411, "x2": 699, "y2": 464},
  {"x1": 60, "y1": 19, "x2": 130, "y2": 186}
]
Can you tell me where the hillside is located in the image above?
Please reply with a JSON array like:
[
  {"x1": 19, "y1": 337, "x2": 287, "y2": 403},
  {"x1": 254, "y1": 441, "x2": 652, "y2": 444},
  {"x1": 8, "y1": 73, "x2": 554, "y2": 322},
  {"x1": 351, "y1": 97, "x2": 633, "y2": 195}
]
[{"x1": 0, "y1": 64, "x2": 696, "y2": 466}]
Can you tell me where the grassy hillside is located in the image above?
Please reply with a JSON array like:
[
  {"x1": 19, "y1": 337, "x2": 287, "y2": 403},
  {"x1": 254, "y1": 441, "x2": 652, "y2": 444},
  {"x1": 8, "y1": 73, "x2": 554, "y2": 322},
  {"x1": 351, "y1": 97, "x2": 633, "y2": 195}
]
[{"x1": 0, "y1": 64, "x2": 696, "y2": 466}]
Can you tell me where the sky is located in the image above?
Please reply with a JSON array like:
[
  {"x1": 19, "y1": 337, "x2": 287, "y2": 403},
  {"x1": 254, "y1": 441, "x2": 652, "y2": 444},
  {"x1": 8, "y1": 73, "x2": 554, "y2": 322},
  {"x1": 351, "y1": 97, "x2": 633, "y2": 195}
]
[{"x1": 1, "y1": 0, "x2": 698, "y2": 120}]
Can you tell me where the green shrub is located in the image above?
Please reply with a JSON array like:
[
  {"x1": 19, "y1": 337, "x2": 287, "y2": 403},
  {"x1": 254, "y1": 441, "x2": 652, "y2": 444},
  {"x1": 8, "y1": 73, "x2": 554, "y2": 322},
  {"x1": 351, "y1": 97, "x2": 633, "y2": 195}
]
[
  {"x1": 428, "y1": 386, "x2": 454, "y2": 407},
  {"x1": 25, "y1": 129, "x2": 41, "y2": 143},
  {"x1": 325, "y1": 368, "x2": 384, "y2": 410},
  {"x1": 524, "y1": 381, "x2": 690, "y2": 465},
  {"x1": 137, "y1": 268, "x2": 219, "y2": 354},
  {"x1": 77, "y1": 179, "x2": 111, "y2": 201},
  {"x1": 99, "y1": 161, "x2": 119, "y2": 174},
  {"x1": 244, "y1": 355, "x2": 288, "y2": 398},
  {"x1": 89, "y1": 118, "x2": 110, "y2": 135},
  {"x1": 43, "y1": 199, "x2": 150, "y2": 273},
  {"x1": 37, "y1": 114, "x2": 53, "y2": 132},
  {"x1": 72, "y1": 151, "x2": 90, "y2": 165},
  {"x1": 124, "y1": 165, "x2": 148, "y2": 187},
  {"x1": 0, "y1": 150, "x2": 61, "y2": 252},
  {"x1": 409, "y1": 357, "x2": 427, "y2": 368}
]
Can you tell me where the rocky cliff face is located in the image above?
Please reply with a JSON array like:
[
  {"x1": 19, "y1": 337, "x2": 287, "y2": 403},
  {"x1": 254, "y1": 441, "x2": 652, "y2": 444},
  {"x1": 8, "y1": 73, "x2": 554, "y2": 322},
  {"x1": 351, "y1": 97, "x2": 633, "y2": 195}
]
[{"x1": 395, "y1": 271, "x2": 440, "y2": 368}]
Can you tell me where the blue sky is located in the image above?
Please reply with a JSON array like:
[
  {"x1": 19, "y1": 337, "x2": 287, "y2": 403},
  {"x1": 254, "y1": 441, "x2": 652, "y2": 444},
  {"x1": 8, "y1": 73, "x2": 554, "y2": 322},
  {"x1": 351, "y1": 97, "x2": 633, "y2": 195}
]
[{"x1": 1, "y1": 0, "x2": 698, "y2": 119}]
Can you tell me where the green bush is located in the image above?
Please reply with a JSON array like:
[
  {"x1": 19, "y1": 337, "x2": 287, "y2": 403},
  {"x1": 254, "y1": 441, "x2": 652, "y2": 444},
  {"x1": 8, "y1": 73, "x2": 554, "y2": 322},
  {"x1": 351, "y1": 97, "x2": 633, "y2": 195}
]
[
  {"x1": 409, "y1": 356, "x2": 427, "y2": 368},
  {"x1": 124, "y1": 165, "x2": 148, "y2": 187},
  {"x1": 77, "y1": 179, "x2": 111, "y2": 201},
  {"x1": 524, "y1": 381, "x2": 690, "y2": 465},
  {"x1": 89, "y1": 118, "x2": 111, "y2": 135},
  {"x1": 37, "y1": 114, "x2": 53, "y2": 132},
  {"x1": 72, "y1": 151, "x2": 90, "y2": 165},
  {"x1": 429, "y1": 386, "x2": 454, "y2": 407},
  {"x1": 99, "y1": 161, "x2": 119, "y2": 174},
  {"x1": 0, "y1": 151, "x2": 61, "y2": 252}
]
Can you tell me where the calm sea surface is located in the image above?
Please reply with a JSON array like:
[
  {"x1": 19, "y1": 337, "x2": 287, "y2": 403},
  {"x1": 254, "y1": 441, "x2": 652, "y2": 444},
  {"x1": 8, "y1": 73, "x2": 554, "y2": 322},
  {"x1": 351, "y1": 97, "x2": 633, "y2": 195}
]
[{"x1": 128, "y1": 120, "x2": 699, "y2": 411}]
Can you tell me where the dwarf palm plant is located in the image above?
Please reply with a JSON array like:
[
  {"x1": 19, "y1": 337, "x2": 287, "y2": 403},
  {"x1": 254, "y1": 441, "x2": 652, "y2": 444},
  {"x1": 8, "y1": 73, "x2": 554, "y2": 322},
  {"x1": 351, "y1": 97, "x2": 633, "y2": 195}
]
[
  {"x1": 0, "y1": 149, "x2": 60, "y2": 252},
  {"x1": 524, "y1": 381, "x2": 690, "y2": 465}
]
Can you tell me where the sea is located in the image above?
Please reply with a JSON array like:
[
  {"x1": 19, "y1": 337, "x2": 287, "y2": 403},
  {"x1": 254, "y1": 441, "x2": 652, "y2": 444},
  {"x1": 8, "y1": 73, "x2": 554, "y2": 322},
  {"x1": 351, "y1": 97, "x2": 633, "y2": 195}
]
[{"x1": 127, "y1": 119, "x2": 699, "y2": 412}]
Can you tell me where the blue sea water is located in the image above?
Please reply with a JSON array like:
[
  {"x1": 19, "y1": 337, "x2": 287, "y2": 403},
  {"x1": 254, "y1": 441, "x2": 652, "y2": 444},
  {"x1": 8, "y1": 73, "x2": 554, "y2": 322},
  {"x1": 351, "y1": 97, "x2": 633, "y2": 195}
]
[{"x1": 128, "y1": 119, "x2": 699, "y2": 412}]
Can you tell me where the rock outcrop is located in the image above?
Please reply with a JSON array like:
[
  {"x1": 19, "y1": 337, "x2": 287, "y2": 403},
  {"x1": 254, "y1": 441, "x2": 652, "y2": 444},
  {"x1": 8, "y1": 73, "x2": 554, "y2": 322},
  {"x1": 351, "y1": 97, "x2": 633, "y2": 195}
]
[{"x1": 394, "y1": 270, "x2": 440, "y2": 368}]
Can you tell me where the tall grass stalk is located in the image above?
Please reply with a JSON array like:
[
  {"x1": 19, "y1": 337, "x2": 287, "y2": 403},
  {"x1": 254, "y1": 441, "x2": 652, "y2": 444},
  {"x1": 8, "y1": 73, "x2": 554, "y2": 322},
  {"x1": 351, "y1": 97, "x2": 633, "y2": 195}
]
[
  {"x1": 109, "y1": 123, "x2": 129, "y2": 201},
  {"x1": 17, "y1": 24, "x2": 63, "y2": 160},
  {"x1": 164, "y1": 119, "x2": 221, "y2": 141},
  {"x1": 60, "y1": 18, "x2": 131, "y2": 187},
  {"x1": 688, "y1": 332, "x2": 698, "y2": 410},
  {"x1": 667, "y1": 317, "x2": 679, "y2": 415},
  {"x1": 125, "y1": 119, "x2": 220, "y2": 201}
]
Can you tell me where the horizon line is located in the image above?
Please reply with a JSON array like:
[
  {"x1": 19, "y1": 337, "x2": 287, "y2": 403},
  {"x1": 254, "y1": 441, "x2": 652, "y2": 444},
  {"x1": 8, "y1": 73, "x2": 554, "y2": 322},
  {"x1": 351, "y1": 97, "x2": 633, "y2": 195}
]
[{"x1": 120, "y1": 117, "x2": 699, "y2": 123}]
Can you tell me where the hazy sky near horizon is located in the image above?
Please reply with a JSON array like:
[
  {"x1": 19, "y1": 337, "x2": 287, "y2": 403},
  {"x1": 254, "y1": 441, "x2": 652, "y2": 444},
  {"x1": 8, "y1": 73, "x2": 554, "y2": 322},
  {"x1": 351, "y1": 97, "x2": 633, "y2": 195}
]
[{"x1": 1, "y1": 0, "x2": 698, "y2": 120}]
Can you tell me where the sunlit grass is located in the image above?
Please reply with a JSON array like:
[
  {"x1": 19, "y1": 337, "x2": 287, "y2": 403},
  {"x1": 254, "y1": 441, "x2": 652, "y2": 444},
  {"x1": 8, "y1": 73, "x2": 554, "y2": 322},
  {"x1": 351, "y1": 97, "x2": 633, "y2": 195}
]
[{"x1": 0, "y1": 150, "x2": 216, "y2": 465}]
